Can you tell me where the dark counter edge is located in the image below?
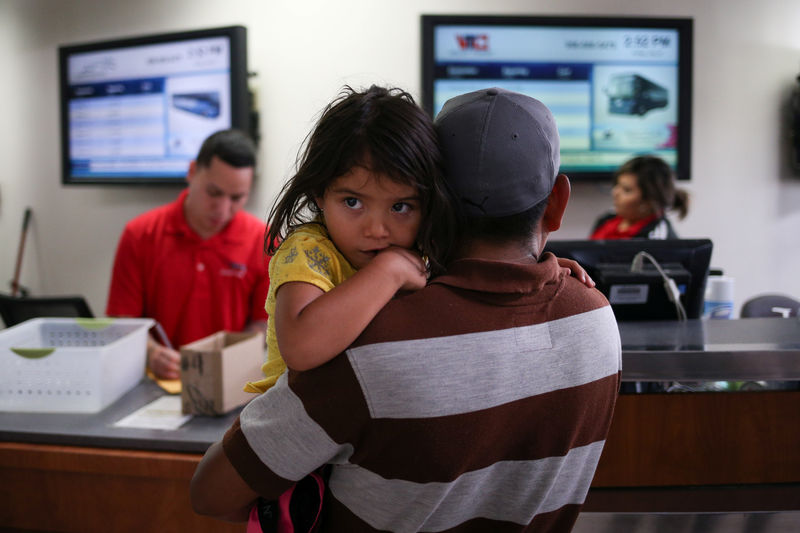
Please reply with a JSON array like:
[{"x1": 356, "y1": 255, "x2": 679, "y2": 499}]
[
  {"x1": 584, "y1": 483, "x2": 800, "y2": 513},
  {"x1": 0, "y1": 379, "x2": 241, "y2": 454}
]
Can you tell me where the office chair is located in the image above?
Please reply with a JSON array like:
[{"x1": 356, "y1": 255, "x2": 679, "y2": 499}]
[
  {"x1": 740, "y1": 294, "x2": 800, "y2": 318},
  {"x1": 0, "y1": 294, "x2": 94, "y2": 327},
  {"x1": 739, "y1": 294, "x2": 800, "y2": 391}
]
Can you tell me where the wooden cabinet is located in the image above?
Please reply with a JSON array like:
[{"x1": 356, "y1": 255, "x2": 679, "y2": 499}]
[
  {"x1": 586, "y1": 390, "x2": 800, "y2": 512},
  {"x1": 0, "y1": 442, "x2": 240, "y2": 533}
]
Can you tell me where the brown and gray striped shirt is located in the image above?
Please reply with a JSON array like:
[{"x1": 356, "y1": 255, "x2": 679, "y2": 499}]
[{"x1": 223, "y1": 254, "x2": 621, "y2": 532}]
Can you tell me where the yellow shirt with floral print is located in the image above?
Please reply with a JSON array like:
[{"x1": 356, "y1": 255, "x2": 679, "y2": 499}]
[{"x1": 244, "y1": 222, "x2": 357, "y2": 393}]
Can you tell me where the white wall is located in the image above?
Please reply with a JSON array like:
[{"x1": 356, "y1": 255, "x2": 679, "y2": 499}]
[{"x1": 1, "y1": 0, "x2": 799, "y2": 317}]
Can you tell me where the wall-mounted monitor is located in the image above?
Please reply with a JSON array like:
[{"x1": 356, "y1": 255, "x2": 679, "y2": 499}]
[
  {"x1": 421, "y1": 15, "x2": 693, "y2": 181},
  {"x1": 543, "y1": 238, "x2": 713, "y2": 321},
  {"x1": 59, "y1": 26, "x2": 250, "y2": 185}
]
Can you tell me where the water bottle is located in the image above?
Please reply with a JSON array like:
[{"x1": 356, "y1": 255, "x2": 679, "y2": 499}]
[{"x1": 703, "y1": 275, "x2": 735, "y2": 319}]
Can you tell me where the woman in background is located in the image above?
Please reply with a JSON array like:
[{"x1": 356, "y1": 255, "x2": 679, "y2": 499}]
[{"x1": 590, "y1": 155, "x2": 689, "y2": 240}]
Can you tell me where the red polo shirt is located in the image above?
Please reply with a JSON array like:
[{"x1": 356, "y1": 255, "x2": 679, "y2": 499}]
[{"x1": 106, "y1": 189, "x2": 270, "y2": 348}]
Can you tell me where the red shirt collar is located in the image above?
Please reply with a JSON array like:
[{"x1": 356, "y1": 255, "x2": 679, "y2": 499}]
[{"x1": 591, "y1": 213, "x2": 657, "y2": 240}]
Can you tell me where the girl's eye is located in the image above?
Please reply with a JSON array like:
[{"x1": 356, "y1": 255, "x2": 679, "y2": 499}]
[
  {"x1": 344, "y1": 197, "x2": 361, "y2": 209},
  {"x1": 391, "y1": 202, "x2": 412, "y2": 213}
]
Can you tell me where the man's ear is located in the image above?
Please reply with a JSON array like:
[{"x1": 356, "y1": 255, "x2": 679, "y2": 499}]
[
  {"x1": 186, "y1": 160, "x2": 197, "y2": 184},
  {"x1": 542, "y1": 174, "x2": 571, "y2": 232}
]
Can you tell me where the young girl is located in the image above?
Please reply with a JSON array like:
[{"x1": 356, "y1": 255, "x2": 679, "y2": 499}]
[{"x1": 243, "y1": 85, "x2": 458, "y2": 394}]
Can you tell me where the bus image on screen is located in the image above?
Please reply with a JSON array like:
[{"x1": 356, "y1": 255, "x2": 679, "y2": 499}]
[
  {"x1": 606, "y1": 74, "x2": 668, "y2": 116},
  {"x1": 172, "y1": 92, "x2": 222, "y2": 118}
]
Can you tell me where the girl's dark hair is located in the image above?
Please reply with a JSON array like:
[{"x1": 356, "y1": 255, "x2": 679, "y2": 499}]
[
  {"x1": 615, "y1": 155, "x2": 690, "y2": 220},
  {"x1": 265, "y1": 85, "x2": 459, "y2": 275}
]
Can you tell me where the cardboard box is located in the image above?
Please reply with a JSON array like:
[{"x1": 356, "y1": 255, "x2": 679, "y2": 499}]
[{"x1": 180, "y1": 331, "x2": 264, "y2": 416}]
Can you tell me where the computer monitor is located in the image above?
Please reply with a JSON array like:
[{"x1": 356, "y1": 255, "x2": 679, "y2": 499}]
[
  {"x1": 59, "y1": 25, "x2": 251, "y2": 185},
  {"x1": 0, "y1": 295, "x2": 94, "y2": 328},
  {"x1": 421, "y1": 15, "x2": 693, "y2": 181},
  {"x1": 543, "y1": 239, "x2": 713, "y2": 321}
]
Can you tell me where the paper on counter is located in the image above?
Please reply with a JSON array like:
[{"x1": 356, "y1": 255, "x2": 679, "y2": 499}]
[{"x1": 113, "y1": 395, "x2": 192, "y2": 430}]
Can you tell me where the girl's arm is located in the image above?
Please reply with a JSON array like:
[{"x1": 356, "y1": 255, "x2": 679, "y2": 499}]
[{"x1": 275, "y1": 246, "x2": 426, "y2": 371}]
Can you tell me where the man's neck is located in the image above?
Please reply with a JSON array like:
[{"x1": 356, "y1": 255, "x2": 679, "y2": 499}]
[{"x1": 456, "y1": 237, "x2": 545, "y2": 264}]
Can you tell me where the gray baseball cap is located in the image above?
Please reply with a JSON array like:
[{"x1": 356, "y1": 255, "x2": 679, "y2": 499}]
[{"x1": 434, "y1": 87, "x2": 560, "y2": 217}]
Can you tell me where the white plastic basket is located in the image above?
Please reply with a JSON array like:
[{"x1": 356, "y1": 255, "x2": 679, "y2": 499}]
[{"x1": 0, "y1": 317, "x2": 153, "y2": 413}]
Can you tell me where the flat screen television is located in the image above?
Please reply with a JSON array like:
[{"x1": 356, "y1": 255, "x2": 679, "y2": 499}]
[
  {"x1": 421, "y1": 15, "x2": 693, "y2": 181},
  {"x1": 59, "y1": 26, "x2": 250, "y2": 185},
  {"x1": 543, "y1": 238, "x2": 712, "y2": 321}
]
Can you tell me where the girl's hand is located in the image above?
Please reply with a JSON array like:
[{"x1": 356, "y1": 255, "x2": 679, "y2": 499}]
[
  {"x1": 373, "y1": 246, "x2": 428, "y2": 291},
  {"x1": 555, "y1": 256, "x2": 595, "y2": 288}
]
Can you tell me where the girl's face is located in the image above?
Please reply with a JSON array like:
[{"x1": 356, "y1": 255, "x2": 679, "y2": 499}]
[
  {"x1": 612, "y1": 173, "x2": 652, "y2": 223},
  {"x1": 316, "y1": 167, "x2": 422, "y2": 269}
]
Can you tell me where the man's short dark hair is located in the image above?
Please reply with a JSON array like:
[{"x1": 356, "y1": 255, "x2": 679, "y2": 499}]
[
  {"x1": 462, "y1": 195, "x2": 549, "y2": 242},
  {"x1": 196, "y1": 129, "x2": 256, "y2": 169}
]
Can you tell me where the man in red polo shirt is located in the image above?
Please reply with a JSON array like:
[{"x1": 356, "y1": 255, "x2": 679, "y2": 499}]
[{"x1": 107, "y1": 129, "x2": 269, "y2": 380}]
